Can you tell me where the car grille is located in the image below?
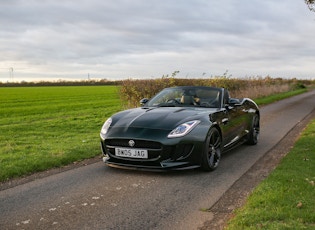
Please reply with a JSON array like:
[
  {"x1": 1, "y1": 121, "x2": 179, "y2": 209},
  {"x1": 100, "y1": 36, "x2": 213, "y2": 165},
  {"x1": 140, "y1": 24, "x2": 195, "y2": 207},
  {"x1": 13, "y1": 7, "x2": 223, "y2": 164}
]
[
  {"x1": 103, "y1": 139, "x2": 164, "y2": 161},
  {"x1": 102, "y1": 139, "x2": 194, "y2": 163},
  {"x1": 105, "y1": 139, "x2": 162, "y2": 149}
]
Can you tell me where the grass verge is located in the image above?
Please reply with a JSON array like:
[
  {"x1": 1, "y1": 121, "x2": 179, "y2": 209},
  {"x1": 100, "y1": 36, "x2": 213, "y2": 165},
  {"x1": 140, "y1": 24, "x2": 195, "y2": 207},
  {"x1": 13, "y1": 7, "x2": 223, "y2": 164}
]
[
  {"x1": 226, "y1": 118, "x2": 315, "y2": 229},
  {"x1": 254, "y1": 88, "x2": 307, "y2": 106}
]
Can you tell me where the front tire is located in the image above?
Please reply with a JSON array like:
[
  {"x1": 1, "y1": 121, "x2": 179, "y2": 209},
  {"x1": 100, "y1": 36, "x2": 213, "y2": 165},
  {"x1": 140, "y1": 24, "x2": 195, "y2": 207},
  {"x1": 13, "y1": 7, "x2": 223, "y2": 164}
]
[{"x1": 201, "y1": 127, "x2": 222, "y2": 171}]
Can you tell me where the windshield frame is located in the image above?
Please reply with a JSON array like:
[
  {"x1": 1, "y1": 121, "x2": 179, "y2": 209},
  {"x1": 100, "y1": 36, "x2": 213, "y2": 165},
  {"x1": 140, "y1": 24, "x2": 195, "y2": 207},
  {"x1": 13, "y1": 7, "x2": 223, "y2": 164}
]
[{"x1": 145, "y1": 86, "x2": 223, "y2": 108}]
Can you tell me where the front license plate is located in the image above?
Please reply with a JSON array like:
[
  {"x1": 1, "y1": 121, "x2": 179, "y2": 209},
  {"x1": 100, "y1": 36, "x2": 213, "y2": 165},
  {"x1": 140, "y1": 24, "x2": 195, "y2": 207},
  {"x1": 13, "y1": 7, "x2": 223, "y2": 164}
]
[{"x1": 115, "y1": 148, "x2": 148, "y2": 159}]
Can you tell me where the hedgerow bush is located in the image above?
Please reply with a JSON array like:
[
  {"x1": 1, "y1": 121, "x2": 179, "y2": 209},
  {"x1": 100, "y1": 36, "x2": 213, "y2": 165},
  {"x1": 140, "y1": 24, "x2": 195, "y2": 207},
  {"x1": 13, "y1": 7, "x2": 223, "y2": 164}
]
[{"x1": 120, "y1": 73, "x2": 314, "y2": 108}]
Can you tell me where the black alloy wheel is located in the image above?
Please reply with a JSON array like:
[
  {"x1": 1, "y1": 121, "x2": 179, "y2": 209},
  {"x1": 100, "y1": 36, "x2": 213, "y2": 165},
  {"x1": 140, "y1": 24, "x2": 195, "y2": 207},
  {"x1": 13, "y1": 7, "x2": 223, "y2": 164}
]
[{"x1": 201, "y1": 127, "x2": 222, "y2": 171}]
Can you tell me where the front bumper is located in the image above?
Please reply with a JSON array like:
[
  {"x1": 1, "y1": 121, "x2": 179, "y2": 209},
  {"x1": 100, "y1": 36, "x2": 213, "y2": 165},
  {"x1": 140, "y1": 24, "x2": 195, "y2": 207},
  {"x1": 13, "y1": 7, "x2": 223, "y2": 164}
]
[
  {"x1": 103, "y1": 156, "x2": 199, "y2": 171},
  {"x1": 100, "y1": 138, "x2": 204, "y2": 171}
]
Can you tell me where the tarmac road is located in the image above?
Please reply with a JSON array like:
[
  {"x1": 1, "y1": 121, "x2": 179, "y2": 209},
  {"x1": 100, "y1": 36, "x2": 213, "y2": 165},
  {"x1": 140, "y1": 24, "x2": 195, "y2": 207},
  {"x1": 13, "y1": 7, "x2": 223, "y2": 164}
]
[{"x1": 1, "y1": 90, "x2": 314, "y2": 230}]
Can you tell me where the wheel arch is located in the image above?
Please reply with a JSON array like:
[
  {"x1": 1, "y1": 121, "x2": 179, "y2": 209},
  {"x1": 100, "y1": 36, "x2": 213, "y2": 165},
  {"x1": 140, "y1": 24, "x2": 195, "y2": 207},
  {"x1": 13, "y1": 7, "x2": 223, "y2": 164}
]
[{"x1": 254, "y1": 110, "x2": 260, "y2": 127}]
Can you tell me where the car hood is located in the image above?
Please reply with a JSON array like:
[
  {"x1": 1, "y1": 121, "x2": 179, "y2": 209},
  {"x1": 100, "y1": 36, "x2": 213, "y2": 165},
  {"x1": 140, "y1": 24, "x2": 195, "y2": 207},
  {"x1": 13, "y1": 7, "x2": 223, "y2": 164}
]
[{"x1": 112, "y1": 107, "x2": 216, "y2": 130}]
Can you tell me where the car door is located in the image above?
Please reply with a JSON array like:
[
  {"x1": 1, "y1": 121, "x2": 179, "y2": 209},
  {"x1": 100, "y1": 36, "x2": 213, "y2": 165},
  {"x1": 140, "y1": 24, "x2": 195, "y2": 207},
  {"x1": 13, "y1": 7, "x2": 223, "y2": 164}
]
[
  {"x1": 219, "y1": 90, "x2": 248, "y2": 148},
  {"x1": 226, "y1": 103, "x2": 248, "y2": 144}
]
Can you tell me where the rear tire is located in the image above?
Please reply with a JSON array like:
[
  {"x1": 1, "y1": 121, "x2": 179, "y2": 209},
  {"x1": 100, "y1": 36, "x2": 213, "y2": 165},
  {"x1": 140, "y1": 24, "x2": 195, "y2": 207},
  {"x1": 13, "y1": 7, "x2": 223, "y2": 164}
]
[
  {"x1": 201, "y1": 127, "x2": 222, "y2": 171},
  {"x1": 247, "y1": 114, "x2": 259, "y2": 145}
]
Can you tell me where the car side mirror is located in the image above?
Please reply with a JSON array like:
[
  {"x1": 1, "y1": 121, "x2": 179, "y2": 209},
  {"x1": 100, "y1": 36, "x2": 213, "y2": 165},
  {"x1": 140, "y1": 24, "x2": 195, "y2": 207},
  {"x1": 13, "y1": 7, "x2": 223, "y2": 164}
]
[
  {"x1": 225, "y1": 98, "x2": 241, "y2": 110},
  {"x1": 140, "y1": 98, "x2": 149, "y2": 106},
  {"x1": 224, "y1": 103, "x2": 233, "y2": 110},
  {"x1": 229, "y1": 98, "x2": 241, "y2": 106}
]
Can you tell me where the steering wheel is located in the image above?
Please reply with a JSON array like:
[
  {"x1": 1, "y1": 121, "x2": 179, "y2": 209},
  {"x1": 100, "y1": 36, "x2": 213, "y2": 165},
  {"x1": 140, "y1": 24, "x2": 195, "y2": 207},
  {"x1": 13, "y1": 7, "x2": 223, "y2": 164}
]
[
  {"x1": 200, "y1": 99, "x2": 219, "y2": 108},
  {"x1": 166, "y1": 99, "x2": 180, "y2": 104},
  {"x1": 200, "y1": 102, "x2": 211, "y2": 107}
]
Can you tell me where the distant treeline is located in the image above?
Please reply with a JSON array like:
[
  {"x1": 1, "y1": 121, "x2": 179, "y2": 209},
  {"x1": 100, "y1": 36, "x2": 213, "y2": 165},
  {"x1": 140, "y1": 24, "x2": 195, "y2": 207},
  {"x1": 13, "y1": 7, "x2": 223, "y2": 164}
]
[
  {"x1": 2, "y1": 76, "x2": 313, "y2": 89},
  {"x1": 0, "y1": 79, "x2": 122, "y2": 87}
]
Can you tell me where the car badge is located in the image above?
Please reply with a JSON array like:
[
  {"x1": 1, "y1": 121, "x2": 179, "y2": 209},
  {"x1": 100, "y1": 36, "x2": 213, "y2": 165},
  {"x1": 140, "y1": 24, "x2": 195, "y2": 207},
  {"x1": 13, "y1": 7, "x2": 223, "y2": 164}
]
[{"x1": 128, "y1": 140, "x2": 135, "y2": 147}]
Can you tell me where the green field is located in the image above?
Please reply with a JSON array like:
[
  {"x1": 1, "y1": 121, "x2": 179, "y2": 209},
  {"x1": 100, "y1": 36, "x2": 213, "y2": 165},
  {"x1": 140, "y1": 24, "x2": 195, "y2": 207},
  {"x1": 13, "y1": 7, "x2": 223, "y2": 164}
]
[{"x1": 0, "y1": 86, "x2": 122, "y2": 181}]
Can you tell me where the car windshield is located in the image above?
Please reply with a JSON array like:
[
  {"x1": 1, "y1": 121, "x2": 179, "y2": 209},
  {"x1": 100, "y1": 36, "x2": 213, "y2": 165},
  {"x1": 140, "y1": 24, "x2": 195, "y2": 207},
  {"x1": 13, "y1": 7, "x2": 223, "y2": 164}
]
[{"x1": 146, "y1": 87, "x2": 221, "y2": 108}]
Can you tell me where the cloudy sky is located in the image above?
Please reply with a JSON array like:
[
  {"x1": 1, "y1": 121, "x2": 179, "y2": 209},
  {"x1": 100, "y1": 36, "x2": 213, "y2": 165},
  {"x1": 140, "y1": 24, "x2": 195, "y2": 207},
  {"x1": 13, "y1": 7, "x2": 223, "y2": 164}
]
[{"x1": 0, "y1": 0, "x2": 314, "y2": 82}]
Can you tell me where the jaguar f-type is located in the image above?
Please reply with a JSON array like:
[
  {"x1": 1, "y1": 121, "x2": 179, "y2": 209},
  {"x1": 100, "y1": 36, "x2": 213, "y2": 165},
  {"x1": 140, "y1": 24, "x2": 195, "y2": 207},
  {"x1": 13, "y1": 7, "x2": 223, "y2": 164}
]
[{"x1": 100, "y1": 86, "x2": 259, "y2": 171}]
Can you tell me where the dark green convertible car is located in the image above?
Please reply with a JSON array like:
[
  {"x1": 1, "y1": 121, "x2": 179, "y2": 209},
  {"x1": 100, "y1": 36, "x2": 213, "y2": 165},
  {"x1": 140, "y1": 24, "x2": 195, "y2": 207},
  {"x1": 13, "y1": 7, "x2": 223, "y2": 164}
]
[{"x1": 100, "y1": 86, "x2": 259, "y2": 171}]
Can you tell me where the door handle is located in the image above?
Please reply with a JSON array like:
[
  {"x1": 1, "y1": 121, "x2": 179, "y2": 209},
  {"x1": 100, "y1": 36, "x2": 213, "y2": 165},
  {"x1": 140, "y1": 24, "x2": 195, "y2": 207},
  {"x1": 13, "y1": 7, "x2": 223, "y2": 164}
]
[{"x1": 222, "y1": 118, "x2": 229, "y2": 124}]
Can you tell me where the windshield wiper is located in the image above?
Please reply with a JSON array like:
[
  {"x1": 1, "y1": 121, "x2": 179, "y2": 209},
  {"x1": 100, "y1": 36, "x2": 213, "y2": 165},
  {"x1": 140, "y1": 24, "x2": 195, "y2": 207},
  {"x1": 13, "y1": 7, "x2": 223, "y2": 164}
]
[{"x1": 157, "y1": 103, "x2": 179, "y2": 107}]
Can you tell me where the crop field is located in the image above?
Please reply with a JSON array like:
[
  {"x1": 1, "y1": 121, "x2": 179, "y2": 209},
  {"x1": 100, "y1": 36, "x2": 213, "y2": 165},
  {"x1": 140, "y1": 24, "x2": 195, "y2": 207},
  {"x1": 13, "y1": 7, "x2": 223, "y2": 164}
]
[{"x1": 0, "y1": 86, "x2": 122, "y2": 181}]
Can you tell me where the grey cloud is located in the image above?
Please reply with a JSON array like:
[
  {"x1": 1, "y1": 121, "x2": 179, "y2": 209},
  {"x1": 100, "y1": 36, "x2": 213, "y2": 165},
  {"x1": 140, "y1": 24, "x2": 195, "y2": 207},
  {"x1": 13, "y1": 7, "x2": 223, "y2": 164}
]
[{"x1": 0, "y1": 0, "x2": 314, "y2": 81}]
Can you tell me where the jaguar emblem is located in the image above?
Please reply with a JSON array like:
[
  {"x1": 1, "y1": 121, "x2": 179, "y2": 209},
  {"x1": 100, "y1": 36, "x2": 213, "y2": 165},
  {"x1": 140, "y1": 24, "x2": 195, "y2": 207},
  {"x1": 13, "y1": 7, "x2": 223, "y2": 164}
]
[{"x1": 128, "y1": 140, "x2": 135, "y2": 147}]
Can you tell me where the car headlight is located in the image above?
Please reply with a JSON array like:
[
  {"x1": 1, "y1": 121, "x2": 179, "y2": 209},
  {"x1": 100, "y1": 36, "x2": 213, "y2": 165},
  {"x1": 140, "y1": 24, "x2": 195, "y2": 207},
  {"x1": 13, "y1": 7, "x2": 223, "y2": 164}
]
[
  {"x1": 168, "y1": 120, "x2": 200, "y2": 138},
  {"x1": 100, "y1": 117, "x2": 112, "y2": 139}
]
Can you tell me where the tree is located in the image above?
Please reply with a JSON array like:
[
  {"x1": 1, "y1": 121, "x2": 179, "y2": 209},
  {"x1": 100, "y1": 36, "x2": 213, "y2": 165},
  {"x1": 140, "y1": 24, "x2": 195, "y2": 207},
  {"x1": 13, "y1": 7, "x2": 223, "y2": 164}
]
[{"x1": 305, "y1": 0, "x2": 315, "y2": 12}]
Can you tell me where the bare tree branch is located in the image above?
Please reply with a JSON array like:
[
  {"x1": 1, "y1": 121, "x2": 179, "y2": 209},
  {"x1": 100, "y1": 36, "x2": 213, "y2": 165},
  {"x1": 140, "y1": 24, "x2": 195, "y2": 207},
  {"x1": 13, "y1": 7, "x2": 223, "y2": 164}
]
[{"x1": 305, "y1": 0, "x2": 315, "y2": 12}]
